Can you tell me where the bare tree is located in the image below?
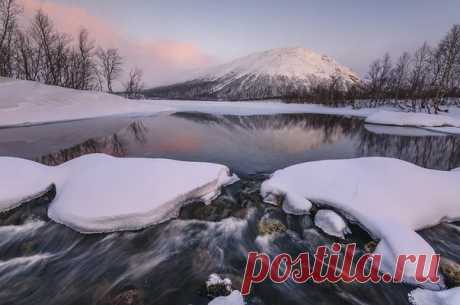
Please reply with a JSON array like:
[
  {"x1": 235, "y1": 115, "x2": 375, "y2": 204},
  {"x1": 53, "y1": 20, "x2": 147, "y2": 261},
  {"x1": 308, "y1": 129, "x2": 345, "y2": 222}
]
[
  {"x1": 390, "y1": 52, "x2": 411, "y2": 104},
  {"x1": 124, "y1": 67, "x2": 144, "y2": 98},
  {"x1": 432, "y1": 24, "x2": 460, "y2": 113},
  {"x1": 0, "y1": 0, "x2": 22, "y2": 76},
  {"x1": 76, "y1": 29, "x2": 95, "y2": 90},
  {"x1": 408, "y1": 43, "x2": 432, "y2": 110},
  {"x1": 366, "y1": 53, "x2": 392, "y2": 106},
  {"x1": 30, "y1": 10, "x2": 71, "y2": 85},
  {"x1": 96, "y1": 47, "x2": 123, "y2": 93}
]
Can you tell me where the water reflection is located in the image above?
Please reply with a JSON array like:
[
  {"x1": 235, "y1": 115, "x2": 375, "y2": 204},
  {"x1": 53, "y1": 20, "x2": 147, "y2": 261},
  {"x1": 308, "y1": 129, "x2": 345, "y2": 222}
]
[
  {"x1": 23, "y1": 112, "x2": 460, "y2": 173},
  {"x1": 1, "y1": 113, "x2": 460, "y2": 305}
]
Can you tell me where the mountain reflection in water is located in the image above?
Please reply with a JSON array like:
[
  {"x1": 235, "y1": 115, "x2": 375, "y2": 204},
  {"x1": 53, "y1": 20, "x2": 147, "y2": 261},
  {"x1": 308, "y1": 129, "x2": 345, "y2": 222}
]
[{"x1": 15, "y1": 112, "x2": 459, "y2": 173}]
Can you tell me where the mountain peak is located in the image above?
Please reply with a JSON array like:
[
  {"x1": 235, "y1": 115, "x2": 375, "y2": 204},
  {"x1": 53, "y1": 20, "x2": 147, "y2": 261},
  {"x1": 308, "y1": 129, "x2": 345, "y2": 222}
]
[
  {"x1": 146, "y1": 47, "x2": 360, "y2": 100},
  {"x1": 203, "y1": 47, "x2": 358, "y2": 81}
]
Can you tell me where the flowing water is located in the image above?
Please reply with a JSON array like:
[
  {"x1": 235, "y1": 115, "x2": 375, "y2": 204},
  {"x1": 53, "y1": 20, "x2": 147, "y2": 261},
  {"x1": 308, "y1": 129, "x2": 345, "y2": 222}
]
[{"x1": 0, "y1": 112, "x2": 459, "y2": 305}]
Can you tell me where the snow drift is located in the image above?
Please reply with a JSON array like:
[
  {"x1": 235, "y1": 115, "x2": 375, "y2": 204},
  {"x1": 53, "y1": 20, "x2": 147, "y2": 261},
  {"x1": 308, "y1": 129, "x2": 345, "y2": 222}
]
[
  {"x1": 261, "y1": 157, "x2": 460, "y2": 288},
  {"x1": 0, "y1": 154, "x2": 237, "y2": 233}
]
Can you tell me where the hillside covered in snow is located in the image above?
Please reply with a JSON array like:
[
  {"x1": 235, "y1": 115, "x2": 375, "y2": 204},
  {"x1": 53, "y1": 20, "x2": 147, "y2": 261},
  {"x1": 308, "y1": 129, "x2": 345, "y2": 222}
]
[{"x1": 145, "y1": 47, "x2": 360, "y2": 100}]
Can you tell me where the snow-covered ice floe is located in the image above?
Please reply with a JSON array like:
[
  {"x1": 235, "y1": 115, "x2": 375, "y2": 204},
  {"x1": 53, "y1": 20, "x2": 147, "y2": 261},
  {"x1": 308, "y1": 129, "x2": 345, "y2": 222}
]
[
  {"x1": 364, "y1": 124, "x2": 448, "y2": 137},
  {"x1": 261, "y1": 157, "x2": 460, "y2": 288},
  {"x1": 0, "y1": 157, "x2": 53, "y2": 212},
  {"x1": 409, "y1": 287, "x2": 460, "y2": 305},
  {"x1": 208, "y1": 291, "x2": 244, "y2": 305},
  {"x1": 366, "y1": 110, "x2": 460, "y2": 128},
  {"x1": 0, "y1": 154, "x2": 237, "y2": 233},
  {"x1": 422, "y1": 126, "x2": 460, "y2": 135}
]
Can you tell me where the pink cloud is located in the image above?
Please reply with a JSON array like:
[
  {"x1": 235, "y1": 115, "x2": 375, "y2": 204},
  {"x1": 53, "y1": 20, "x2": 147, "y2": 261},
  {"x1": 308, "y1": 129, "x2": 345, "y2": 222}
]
[{"x1": 18, "y1": 0, "x2": 215, "y2": 86}]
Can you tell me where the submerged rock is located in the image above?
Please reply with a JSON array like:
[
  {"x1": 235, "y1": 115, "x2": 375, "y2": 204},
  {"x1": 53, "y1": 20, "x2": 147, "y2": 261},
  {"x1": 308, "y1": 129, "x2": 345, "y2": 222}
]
[
  {"x1": 364, "y1": 241, "x2": 378, "y2": 253},
  {"x1": 440, "y1": 257, "x2": 460, "y2": 287},
  {"x1": 258, "y1": 216, "x2": 287, "y2": 236}
]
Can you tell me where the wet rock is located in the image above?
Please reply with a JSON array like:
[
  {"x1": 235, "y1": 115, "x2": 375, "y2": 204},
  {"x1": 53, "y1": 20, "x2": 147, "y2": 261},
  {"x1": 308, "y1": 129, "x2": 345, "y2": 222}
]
[
  {"x1": 258, "y1": 217, "x2": 287, "y2": 235},
  {"x1": 364, "y1": 241, "x2": 378, "y2": 253},
  {"x1": 299, "y1": 215, "x2": 313, "y2": 230},
  {"x1": 440, "y1": 257, "x2": 460, "y2": 287}
]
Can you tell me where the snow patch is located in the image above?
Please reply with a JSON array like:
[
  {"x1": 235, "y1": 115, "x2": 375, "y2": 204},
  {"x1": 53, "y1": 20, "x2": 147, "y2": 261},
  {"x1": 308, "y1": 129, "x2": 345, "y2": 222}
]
[
  {"x1": 364, "y1": 124, "x2": 447, "y2": 137},
  {"x1": 206, "y1": 273, "x2": 232, "y2": 293},
  {"x1": 366, "y1": 110, "x2": 460, "y2": 128},
  {"x1": 208, "y1": 291, "x2": 244, "y2": 305},
  {"x1": 282, "y1": 192, "x2": 313, "y2": 215},
  {"x1": 0, "y1": 154, "x2": 237, "y2": 233},
  {"x1": 409, "y1": 287, "x2": 460, "y2": 305},
  {"x1": 314, "y1": 209, "x2": 350, "y2": 239},
  {"x1": 261, "y1": 157, "x2": 460, "y2": 288},
  {"x1": 423, "y1": 126, "x2": 460, "y2": 135}
]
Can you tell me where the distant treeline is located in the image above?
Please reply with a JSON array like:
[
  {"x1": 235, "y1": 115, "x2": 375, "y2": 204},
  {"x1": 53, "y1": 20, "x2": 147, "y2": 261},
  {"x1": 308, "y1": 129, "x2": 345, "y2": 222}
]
[
  {"x1": 0, "y1": 0, "x2": 143, "y2": 97},
  {"x1": 286, "y1": 25, "x2": 460, "y2": 113},
  {"x1": 2, "y1": 0, "x2": 460, "y2": 111}
]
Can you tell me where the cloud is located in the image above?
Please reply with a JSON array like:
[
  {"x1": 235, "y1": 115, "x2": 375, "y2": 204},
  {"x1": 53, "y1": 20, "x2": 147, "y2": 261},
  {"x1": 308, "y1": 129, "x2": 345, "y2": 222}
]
[{"x1": 18, "y1": 0, "x2": 214, "y2": 87}]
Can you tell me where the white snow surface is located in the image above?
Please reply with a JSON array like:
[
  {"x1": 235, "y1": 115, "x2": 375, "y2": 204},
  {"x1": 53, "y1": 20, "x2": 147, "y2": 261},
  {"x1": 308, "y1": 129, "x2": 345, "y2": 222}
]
[
  {"x1": 0, "y1": 78, "x2": 173, "y2": 127},
  {"x1": 0, "y1": 154, "x2": 237, "y2": 233},
  {"x1": 366, "y1": 110, "x2": 460, "y2": 128},
  {"x1": 208, "y1": 291, "x2": 244, "y2": 305},
  {"x1": 202, "y1": 47, "x2": 359, "y2": 83},
  {"x1": 261, "y1": 157, "x2": 460, "y2": 288},
  {"x1": 314, "y1": 209, "x2": 351, "y2": 239},
  {"x1": 409, "y1": 287, "x2": 460, "y2": 305},
  {"x1": 364, "y1": 124, "x2": 448, "y2": 137},
  {"x1": 423, "y1": 126, "x2": 460, "y2": 135},
  {"x1": 0, "y1": 157, "x2": 53, "y2": 212}
]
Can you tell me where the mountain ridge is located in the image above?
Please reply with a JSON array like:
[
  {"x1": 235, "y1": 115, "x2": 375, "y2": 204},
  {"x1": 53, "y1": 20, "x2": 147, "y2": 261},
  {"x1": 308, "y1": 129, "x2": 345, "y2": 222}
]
[{"x1": 145, "y1": 47, "x2": 360, "y2": 100}]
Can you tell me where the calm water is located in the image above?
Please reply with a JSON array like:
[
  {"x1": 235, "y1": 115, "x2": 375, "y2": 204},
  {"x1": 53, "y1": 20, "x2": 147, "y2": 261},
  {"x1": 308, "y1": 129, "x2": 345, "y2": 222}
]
[{"x1": 0, "y1": 112, "x2": 459, "y2": 305}]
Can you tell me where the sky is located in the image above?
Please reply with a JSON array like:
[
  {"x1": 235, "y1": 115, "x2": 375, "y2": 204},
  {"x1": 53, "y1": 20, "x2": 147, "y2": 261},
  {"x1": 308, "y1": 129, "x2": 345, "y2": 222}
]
[{"x1": 18, "y1": 0, "x2": 460, "y2": 87}]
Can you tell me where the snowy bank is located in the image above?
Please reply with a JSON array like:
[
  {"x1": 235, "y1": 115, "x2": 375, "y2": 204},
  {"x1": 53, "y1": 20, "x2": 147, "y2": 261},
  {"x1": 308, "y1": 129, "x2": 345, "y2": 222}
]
[
  {"x1": 409, "y1": 287, "x2": 460, "y2": 305},
  {"x1": 366, "y1": 110, "x2": 460, "y2": 128},
  {"x1": 0, "y1": 154, "x2": 237, "y2": 233},
  {"x1": 261, "y1": 157, "x2": 460, "y2": 288},
  {"x1": 0, "y1": 79, "x2": 173, "y2": 127}
]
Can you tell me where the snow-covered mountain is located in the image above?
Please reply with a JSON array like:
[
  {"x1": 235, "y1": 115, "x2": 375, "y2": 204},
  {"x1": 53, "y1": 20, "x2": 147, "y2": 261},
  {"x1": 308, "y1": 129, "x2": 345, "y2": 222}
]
[{"x1": 145, "y1": 47, "x2": 360, "y2": 100}]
